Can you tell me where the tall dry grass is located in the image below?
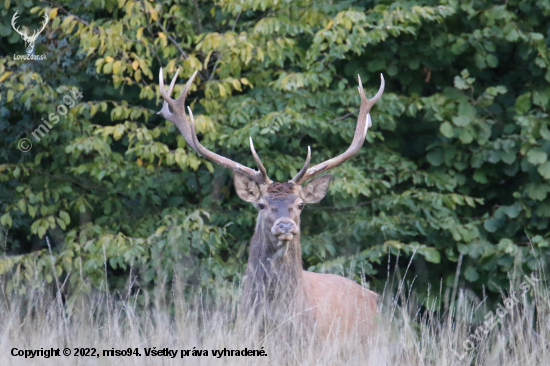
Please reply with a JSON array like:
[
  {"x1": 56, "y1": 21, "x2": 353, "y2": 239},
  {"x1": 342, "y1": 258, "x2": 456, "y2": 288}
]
[{"x1": 0, "y1": 257, "x2": 548, "y2": 366}]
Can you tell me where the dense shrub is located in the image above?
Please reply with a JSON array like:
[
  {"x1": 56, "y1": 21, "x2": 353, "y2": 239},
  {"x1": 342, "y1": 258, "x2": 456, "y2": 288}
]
[{"x1": 1, "y1": 0, "x2": 549, "y2": 305}]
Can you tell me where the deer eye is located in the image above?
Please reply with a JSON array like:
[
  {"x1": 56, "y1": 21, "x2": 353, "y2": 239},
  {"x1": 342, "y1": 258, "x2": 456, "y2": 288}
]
[
  {"x1": 298, "y1": 203, "x2": 304, "y2": 210},
  {"x1": 258, "y1": 203, "x2": 266, "y2": 210}
]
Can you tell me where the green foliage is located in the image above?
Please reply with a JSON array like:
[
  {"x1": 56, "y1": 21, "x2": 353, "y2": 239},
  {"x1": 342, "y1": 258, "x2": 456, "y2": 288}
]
[{"x1": 1, "y1": 0, "x2": 549, "y2": 304}]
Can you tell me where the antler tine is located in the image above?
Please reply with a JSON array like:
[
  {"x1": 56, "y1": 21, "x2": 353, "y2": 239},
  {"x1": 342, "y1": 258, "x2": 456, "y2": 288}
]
[
  {"x1": 158, "y1": 68, "x2": 199, "y2": 150},
  {"x1": 158, "y1": 67, "x2": 178, "y2": 106},
  {"x1": 186, "y1": 107, "x2": 266, "y2": 184},
  {"x1": 158, "y1": 68, "x2": 270, "y2": 184},
  {"x1": 249, "y1": 137, "x2": 272, "y2": 183},
  {"x1": 158, "y1": 68, "x2": 269, "y2": 184},
  {"x1": 289, "y1": 146, "x2": 311, "y2": 184},
  {"x1": 293, "y1": 74, "x2": 385, "y2": 185}
]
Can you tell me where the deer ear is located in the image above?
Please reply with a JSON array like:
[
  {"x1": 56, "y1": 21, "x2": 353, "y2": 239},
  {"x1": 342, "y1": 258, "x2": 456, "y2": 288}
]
[
  {"x1": 301, "y1": 174, "x2": 332, "y2": 203},
  {"x1": 234, "y1": 172, "x2": 261, "y2": 202}
]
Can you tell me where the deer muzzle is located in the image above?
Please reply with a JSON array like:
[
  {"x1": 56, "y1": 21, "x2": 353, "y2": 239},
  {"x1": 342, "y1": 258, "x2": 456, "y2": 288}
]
[{"x1": 271, "y1": 218, "x2": 299, "y2": 241}]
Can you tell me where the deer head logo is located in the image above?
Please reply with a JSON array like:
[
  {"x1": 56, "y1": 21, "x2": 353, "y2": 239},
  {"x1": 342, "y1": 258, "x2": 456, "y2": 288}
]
[{"x1": 11, "y1": 11, "x2": 49, "y2": 56}]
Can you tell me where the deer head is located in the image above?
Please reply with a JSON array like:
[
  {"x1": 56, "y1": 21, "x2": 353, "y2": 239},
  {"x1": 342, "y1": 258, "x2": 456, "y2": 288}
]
[
  {"x1": 11, "y1": 11, "x2": 49, "y2": 55},
  {"x1": 157, "y1": 68, "x2": 383, "y2": 252},
  {"x1": 233, "y1": 172, "x2": 332, "y2": 255}
]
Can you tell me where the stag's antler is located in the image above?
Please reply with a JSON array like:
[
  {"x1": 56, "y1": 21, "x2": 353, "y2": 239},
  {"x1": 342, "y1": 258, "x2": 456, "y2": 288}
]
[
  {"x1": 289, "y1": 74, "x2": 385, "y2": 185},
  {"x1": 11, "y1": 11, "x2": 27, "y2": 38},
  {"x1": 157, "y1": 68, "x2": 272, "y2": 184}
]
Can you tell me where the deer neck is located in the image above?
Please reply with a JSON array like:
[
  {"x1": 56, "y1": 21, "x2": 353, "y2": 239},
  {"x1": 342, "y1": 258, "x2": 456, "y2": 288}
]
[{"x1": 243, "y1": 218, "x2": 304, "y2": 305}]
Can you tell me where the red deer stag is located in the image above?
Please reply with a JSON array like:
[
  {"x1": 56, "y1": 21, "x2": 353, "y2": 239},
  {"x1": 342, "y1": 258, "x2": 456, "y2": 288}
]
[{"x1": 158, "y1": 68, "x2": 384, "y2": 341}]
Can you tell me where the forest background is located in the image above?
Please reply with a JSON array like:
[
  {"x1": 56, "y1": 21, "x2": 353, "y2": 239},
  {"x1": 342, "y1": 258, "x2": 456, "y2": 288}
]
[{"x1": 1, "y1": 0, "x2": 549, "y2": 310}]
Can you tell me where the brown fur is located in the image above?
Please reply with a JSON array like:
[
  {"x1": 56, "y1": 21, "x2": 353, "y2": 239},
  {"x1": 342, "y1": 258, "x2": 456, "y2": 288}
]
[
  {"x1": 236, "y1": 174, "x2": 379, "y2": 342},
  {"x1": 265, "y1": 182, "x2": 296, "y2": 197},
  {"x1": 302, "y1": 271, "x2": 378, "y2": 340}
]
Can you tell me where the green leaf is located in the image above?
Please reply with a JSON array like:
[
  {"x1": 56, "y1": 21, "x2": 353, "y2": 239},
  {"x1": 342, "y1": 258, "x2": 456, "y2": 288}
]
[
  {"x1": 451, "y1": 38, "x2": 467, "y2": 55},
  {"x1": 486, "y1": 54, "x2": 498, "y2": 68},
  {"x1": 18, "y1": 200, "x2": 27, "y2": 213},
  {"x1": 484, "y1": 218, "x2": 502, "y2": 233},
  {"x1": 527, "y1": 184, "x2": 550, "y2": 201},
  {"x1": 501, "y1": 150, "x2": 516, "y2": 164},
  {"x1": 497, "y1": 238, "x2": 517, "y2": 254},
  {"x1": 459, "y1": 129, "x2": 473, "y2": 144},
  {"x1": 464, "y1": 267, "x2": 479, "y2": 282},
  {"x1": 452, "y1": 115, "x2": 470, "y2": 127},
  {"x1": 59, "y1": 211, "x2": 71, "y2": 225},
  {"x1": 440, "y1": 122, "x2": 454, "y2": 138},
  {"x1": 505, "y1": 28, "x2": 519, "y2": 42},
  {"x1": 538, "y1": 161, "x2": 550, "y2": 179},
  {"x1": 487, "y1": 150, "x2": 501, "y2": 163},
  {"x1": 37, "y1": 225, "x2": 46, "y2": 238},
  {"x1": 56, "y1": 217, "x2": 66, "y2": 230},
  {"x1": 427, "y1": 149, "x2": 444, "y2": 166},
  {"x1": 387, "y1": 65, "x2": 398, "y2": 76},
  {"x1": 454, "y1": 76, "x2": 469, "y2": 90},
  {"x1": 473, "y1": 169, "x2": 488, "y2": 183},
  {"x1": 533, "y1": 90, "x2": 550, "y2": 108},
  {"x1": 0, "y1": 213, "x2": 12, "y2": 228},
  {"x1": 419, "y1": 247, "x2": 441, "y2": 264},
  {"x1": 515, "y1": 93, "x2": 531, "y2": 114},
  {"x1": 486, "y1": 86, "x2": 507, "y2": 96},
  {"x1": 367, "y1": 59, "x2": 386, "y2": 72},
  {"x1": 504, "y1": 202, "x2": 522, "y2": 219},
  {"x1": 458, "y1": 102, "x2": 476, "y2": 118},
  {"x1": 0, "y1": 24, "x2": 11, "y2": 37},
  {"x1": 527, "y1": 148, "x2": 547, "y2": 165}
]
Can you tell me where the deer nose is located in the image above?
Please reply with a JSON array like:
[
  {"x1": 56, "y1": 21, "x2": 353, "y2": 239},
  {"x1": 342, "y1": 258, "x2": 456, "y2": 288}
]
[
  {"x1": 271, "y1": 218, "x2": 299, "y2": 238},
  {"x1": 278, "y1": 222, "x2": 294, "y2": 233}
]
